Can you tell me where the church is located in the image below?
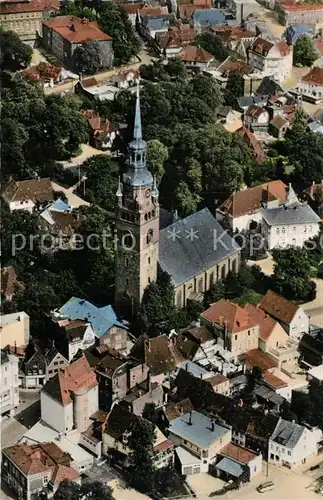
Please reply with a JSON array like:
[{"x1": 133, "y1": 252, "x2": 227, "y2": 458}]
[{"x1": 114, "y1": 87, "x2": 241, "y2": 315}]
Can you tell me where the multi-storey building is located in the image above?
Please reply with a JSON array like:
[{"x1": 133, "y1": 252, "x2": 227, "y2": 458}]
[
  {"x1": 248, "y1": 37, "x2": 292, "y2": 83},
  {"x1": 1, "y1": 350, "x2": 19, "y2": 417},
  {"x1": 276, "y1": 2, "x2": 323, "y2": 27}
]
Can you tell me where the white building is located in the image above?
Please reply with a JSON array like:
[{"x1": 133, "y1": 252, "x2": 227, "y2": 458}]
[
  {"x1": 169, "y1": 411, "x2": 231, "y2": 473},
  {"x1": 269, "y1": 418, "x2": 322, "y2": 468},
  {"x1": 0, "y1": 311, "x2": 30, "y2": 350},
  {"x1": 2, "y1": 178, "x2": 54, "y2": 213},
  {"x1": 295, "y1": 67, "x2": 323, "y2": 103},
  {"x1": 1, "y1": 350, "x2": 19, "y2": 417},
  {"x1": 248, "y1": 37, "x2": 293, "y2": 83},
  {"x1": 40, "y1": 355, "x2": 98, "y2": 434},
  {"x1": 259, "y1": 290, "x2": 310, "y2": 340},
  {"x1": 216, "y1": 180, "x2": 287, "y2": 232}
]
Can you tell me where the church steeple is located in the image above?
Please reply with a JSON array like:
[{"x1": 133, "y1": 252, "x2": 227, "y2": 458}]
[{"x1": 123, "y1": 83, "x2": 153, "y2": 187}]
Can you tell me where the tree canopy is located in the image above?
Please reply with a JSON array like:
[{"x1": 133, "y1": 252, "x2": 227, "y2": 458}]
[
  {"x1": 54, "y1": 480, "x2": 115, "y2": 500},
  {"x1": 0, "y1": 30, "x2": 32, "y2": 71},
  {"x1": 293, "y1": 35, "x2": 318, "y2": 66},
  {"x1": 74, "y1": 40, "x2": 102, "y2": 75}
]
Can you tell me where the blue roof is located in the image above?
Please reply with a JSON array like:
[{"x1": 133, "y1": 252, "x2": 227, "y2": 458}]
[
  {"x1": 51, "y1": 198, "x2": 71, "y2": 212},
  {"x1": 145, "y1": 17, "x2": 170, "y2": 31},
  {"x1": 193, "y1": 9, "x2": 227, "y2": 26},
  {"x1": 169, "y1": 411, "x2": 229, "y2": 448},
  {"x1": 216, "y1": 457, "x2": 244, "y2": 477},
  {"x1": 286, "y1": 24, "x2": 313, "y2": 44},
  {"x1": 58, "y1": 297, "x2": 124, "y2": 338}
]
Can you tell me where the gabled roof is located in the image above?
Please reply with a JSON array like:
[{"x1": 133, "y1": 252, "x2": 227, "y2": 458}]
[
  {"x1": 0, "y1": 0, "x2": 59, "y2": 14},
  {"x1": 164, "y1": 398, "x2": 194, "y2": 421},
  {"x1": 242, "y1": 349, "x2": 278, "y2": 371},
  {"x1": 23, "y1": 62, "x2": 62, "y2": 83},
  {"x1": 185, "y1": 325, "x2": 214, "y2": 344},
  {"x1": 56, "y1": 297, "x2": 124, "y2": 338},
  {"x1": 262, "y1": 371, "x2": 288, "y2": 389},
  {"x1": 2, "y1": 178, "x2": 54, "y2": 204},
  {"x1": 145, "y1": 334, "x2": 184, "y2": 376},
  {"x1": 217, "y1": 56, "x2": 252, "y2": 75},
  {"x1": 246, "y1": 105, "x2": 268, "y2": 118},
  {"x1": 217, "y1": 180, "x2": 287, "y2": 218},
  {"x1": 261, "y1": 202, "x2": 320, "y2": 226},
  {"x1": 159, "y1": 208, "x2": 239, "y2": 287},
  {"x1": 236, "y1": 126, "x2": 266, "y2": 163},
  {"x1": 42, "y1": 16, "x2": 112, "y2": 44},
  {"x1": 178, "y1": 44, "x2": 213, "y2": 63},
  {"x1": 220, "y1": 442, "x2": 258, "y2": 463},
  {"x1": 42, "y1": 354, "x2": 97, "y2": 406},
  {"x1": 301, "y1": 67, "x2": 323, "y2": 87},
  {"x1": 83, "y1": 344, "x2": 126, "y2": 378},
  {"x1": 103, "y1": 403, "x2": 140, "y2": 439},
  {"x1": 244, "y1": 304, "x2": 281, "y2": 341},
  {"x1": 201, "y1": 299, "x2": 258, "y2": 334},
  {"x1": 270, "y1": 418, "x2": 305, "y2": 448},
  {"x1": 259, "y1": 290, "x2": 301, "y2": 325}
]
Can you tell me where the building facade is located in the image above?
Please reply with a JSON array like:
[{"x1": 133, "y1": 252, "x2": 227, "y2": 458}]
[
  {"x1": 276, "y1": 3, "x2": 323, "y2": 27},
  {"x1": 248, "y1": 37, "x2": 292, "y2": 83},
  {"x1": 0, "y1": 311, "x2": 30, "y2": 350},
  {"x1": 1, "y1": 351, "x2": 19, "y2": 417}
]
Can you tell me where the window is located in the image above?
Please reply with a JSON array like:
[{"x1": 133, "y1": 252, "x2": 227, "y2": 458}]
[
  {"x1": 304, "y1": 226, "x2": 307, "y2": 233},
  {"x1": 176, "y1": 290, "x2": 182, "y2": 307},
  {"x1": 125, "y1": 257, "x2": 129, "y2": 267},
  {"x1": 125, "y1": 278, "x2": 129, "y2": 287},
  {"x1": 148, "y1": 257, "x2": 151, "y2": 265},
  {"x1": 209, "y1": 272, "x2": 214, "y2": 286},
  {"x1": 54, "y1": 361, "x2": 58, "y2": 366},
  {"x1": 148, "y1": 277, "x2": 151, "y2": 283},
  {"x1": 287, "y1": 451, "x2": 291, "y2": 456},
  {"x1": 123, "y1": 231, "x2": 134, "y2": 249},
  {"x1": 146, "y1": 229, "x2": 153, "y2": 245},
  {"x1": 282, "y1": 227, "x2": 285, "y2": 234},
  {"x1": 235, "y1": 335, "x2": 237, "y2": 340},
  {"x1": 198, "y1": 278, "x2": 203, "y2": 292},
  {"x1": 43, "y1": 476, "x2": 48, "y2": 485},
  {"x1": 293, "y1": 226, "x2": 296, "y2": 232},
  {"x1": 49, "y1": 370, "x2": 53, "y2": 374},
  {"x1": 276, "y1": 228, "x2": 280, "y2": 234},
  {"x1": 4, "y1": 378, "x2": 7, "y2": 386},
  {"x1": 309, "y1": 225, "x2": 312, "y2": 233},
  {"x1": 248, "y1": 330, "x2": 250, "y2": 336},
  {"x1": 60, "y1": 360, "x2": 64, "y2": 364}
]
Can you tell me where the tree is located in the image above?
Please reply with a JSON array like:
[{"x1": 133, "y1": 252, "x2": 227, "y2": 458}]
[
  {"x1": 54, "y1": 480, "x2": 115, "y2": 500},
  {"x1": 82, "y1": 155, "x2": 119, "y2": 211},
  {"x1": 225, "y1": 264, "x2": 256, "y2": 299},
  {"x1": 196, "y1": 32, "x2": 229, "y2": 61},
  {"x1": 272, "y1": 247, "x2": 316, "y2": 301},
  {"x1": 293, "y1": 35, "x2": 318, "y2": 66},
  {"x1": 225, "y1": 71, "x2": 244, "y2": 107},
  {"x1": 74, "y1": 40, "x2": 102, "y2": 75},
  {"x1": 99, "y1": 3, "x2": 140, "y2": 65},
  {"x1": 147, "y1": 139, "x2": 168, "y2": 183},
  {"x1": 174, "y1": 180, "x2": 201, "y2": 217},
  {"x1": 140, "y1": 270, "x2": 177, "y2": 330},
  {"x1": 142, "y1": 402, "x2": 158, "y2": 423},
  {"x1": 0, "y1": 30, "x2": 32, "y2": 71},
  {"x1": 128, "y1": 417, "x2": 156, "y2": 493},
  {"x1": 204, "y1": 280, "x2": 227, "y2": 307}
]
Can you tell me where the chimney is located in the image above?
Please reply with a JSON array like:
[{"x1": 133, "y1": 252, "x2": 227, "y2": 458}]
[
  {"x1": 147, "y1": 370, "x2": 151, "y2": 392},
  {"x1": 188, "y1": 411, "x2": 192, "y2": 425},
  {"x1": 185, "y1": 362, "x2": 188, "y2": 371},
  {"x1": 211, "y1": 420, "x2": 215, "y2": 432}
]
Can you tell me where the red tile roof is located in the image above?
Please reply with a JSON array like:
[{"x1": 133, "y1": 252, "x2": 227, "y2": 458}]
[
  {"x1": 82, "y1": 109, "x2": 114, "y2": 134},
  {"x1": 282, "y1": 3, "x2": 323, "y2": 11},
  {"x1": 237, "y1": 126, "x2": 266, "y2": 163},
  {"x1": 201, "y1": 299, "x2": 258, "y2": 334},
  {"x1": 178, "y1": 44, "x2": 213, "y2": 62},
  {"x1": 211, "y1": 26, "x2": 256, "y2": 42},
  {"x1": 42, "y1": 16, "x2": 112, "y2": 44},
  {"x1": 242, "y1": 349, "x2": 278, "y2": 372},
  {"x1": 246, "y1": 105, "x2": 267, "y2": 118},
  {"x1": 42, "y1": 354, "x2": 97, "y2": 406},
  {"x1": 262, "y1": 371, "x2": 288, "y2": 389},
  {"x1": 301, "y1": 67, "x2": 323, "y2": 87},
  {"x1": 259, "y1": 290, "x2": 299, "y2": 325},
  {"x1": 153, "y1": 439, "x2": 174, "y2": 454},
  {"x1": 276, "y1": 41, "x2": 290, "y2": 57},
  {"x1": 217, "y1": 56, "x2": 252, "y2": 75},
  {"x1": 208, "y1": 374, "x2": 228, "y2": 388},
  {"x1": 0, "y1": 0, "x2": 59, "y2": 14},
  {"x1": 221, "y1": 442, "x2": 258, "y2": 463},
  {"x1": 23, "y1": 63, "x2": 62, "y2": 83},
  {"x1": 244, "y1": 304, "x2": 279, "y2": 342},
  {"x1": 218, "y1": 180, "x2": 286, "y2": 219},
  {"x1": 81, "y1": 77, "x2": 99, "y2": 88}
]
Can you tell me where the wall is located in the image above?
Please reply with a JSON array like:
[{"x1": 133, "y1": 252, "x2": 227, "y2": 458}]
[
  {"x1": 289, "y1": 309, "x2": 310, "y2": 339},
  {"x1": 131, "y1": 385, "x2": 164, "y2": 415},
  {"x1": 0, "y1": 313, "x2": 30, "y2": 349},
  {"x1": 40, "y1": 391, "x2": 72, "y2": 433},
  {"x1": 1, "y1": 355, "x2": 19, "y2": 416},
  {"x1": 87, "y1": 385, "x2": 99, "y2": 417},
  {"x1": 269, "y1": 427, "x2": 322, "y2": 467},
  {"x1": 79, "y1": 433, "x2": 102, "y2": 458},
  {"x1": 100, "y1": 326, "x2": 128, "y2": 352},
  {"x1": 296, "y1": 81, "x2": 323, "y2": 101},
  {"x1": 9, "y1": 200, "x2": 35, "y2": 213},
  {"x1": 259, "y1": 322, "x2": 289, "y2": 353},
  {"x1": 46, "y1": 353, "x2": 69, "y2": 379},
  {"x1": 0, "y1": 11, "x2": 43, "y2": 43},
  {"x1": 228, "y1": 326, "x2": 259, "y2": 355},
  {"x1": 128, "y1": 363, "x2": 149, "y2": 389},
  {"x1": 248, "y1": 454, "x2": 262, "y2": 479},
  {"x1": 169, "y1": 427, "x2": 231, "y2": 464},
  {"x1": 265, "y1": 221, "x2": 320, "y2": 250}
]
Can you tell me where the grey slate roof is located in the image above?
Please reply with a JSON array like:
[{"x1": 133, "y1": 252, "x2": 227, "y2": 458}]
[
  {"x1": 270, "y1": 418, "x2": 305, "y2": 449},
  {"x1": 216, "y1": 457, "x2": 244, "y2": 477},
  {"x1": 159, "y1": 208, "x2": 239, "y2": 286},
  {"x1": 169, "y1": 410, "x2": 229, "y2": 448},
  {"x1": 261, "y1": 203, "x2": 320, "y2": 226}
]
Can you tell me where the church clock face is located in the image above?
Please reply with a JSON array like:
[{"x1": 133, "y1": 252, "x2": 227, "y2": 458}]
[{"x1": 145, "y1": 188, "x2": 151, "y2": 198}]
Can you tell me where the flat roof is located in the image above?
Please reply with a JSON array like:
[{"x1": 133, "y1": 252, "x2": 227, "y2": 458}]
[
  {"x1": 176, "y1": 446, "x2": 201, "y2": 466},
  {"x1": 1, "y1": 311, "x2": 29, "y2": 326},
  {"x1": 169, "y1": 410, "x2": 229, "y2": 449}
]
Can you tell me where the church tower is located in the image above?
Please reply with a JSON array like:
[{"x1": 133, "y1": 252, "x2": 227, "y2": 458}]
[{"x1": 114, "y1": 85, "x2": 159, "y2": 316}]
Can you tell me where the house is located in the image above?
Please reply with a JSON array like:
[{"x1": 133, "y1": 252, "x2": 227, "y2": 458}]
[
  {"x1": 1, "y1": 350, "x2": 19, "y2": 417},
  {"x1": 244, "y1": 105, "x2": 269, "y2": 133},
  {"x1": 269, "y1": 418, "x2": 322, "y2": 467},
  {"x1": 102, "y1": 403, "x2": 174, "y2": 468},
  {"x1": 208, "y1": 374, "x2": 230, "y2": 396},
  {"x1": 2, "y1": 178, "x2": 54, "y2": 213},
  {"x1": 192, "y1": 9, "x2": 230, "y2": 32},
  {"x1": 285, "y1": 24, "x2": 314, "y2": 45},
  {"x1": 40, "y1": 355, "x2": 98, "y2": 434},
  {"x1": 259, "y1": 289, "x2": 310, "y2": 340},
  {"x1": 22, "y1": 63, "x2": 66, "y2": 88},
  {"x1": 143, "y1": 334, "x2": 184, "y2": 384},
  {"x1": 211, "y1": 26, "x2": 256, "y2": 60},
  {"x1": 215, "y1": 442, "x2": 262, "y2": 482},
  {"x1": 82, "y1": 109, "x2": 117, "y2": 150},
  {"x1": 295, "y1": 67, "x2": 323, "y2": 104},
  {"x1": 163, "y1": 398, "x2": 194, "y2": 423},
  {"x1": 1, "y1": 442, "x2": 79, "y2": 500},
  {"x1": 217, "y1": 106, "x2": 238, "y2": 124},
  {"x1": 307, "y1": 364, "x2": 323, "y2": 383},
  {"x1": 53, "y1": 297, "x2": 129, "y2": 352},
  {"x1": 44, "y1": 345, "x2": 69, "y2": 380},
  {"x1": 216, "y1": 180, "x2": 287, "y2": 232},
  {"x1": 159, "y1": 208, "x2": 241, "y2": 308},
  {"x1": 242, "y1": 348, "x2": 278, "y2": 373},
  {"x1": 201, "y1": 299, "x2": 259, "y2": 355},
  {"x1": 248, "y1": 37, "x2": 293, "y2": 83},
  {"x1": 42, "y1": 16, "x2": 114, "y2": 71},
  {"x1": 177, "y1": 44, "x2": 213, "y2": 69},
  {"x1": 237, "y1": 94, "x2": 268, "y2": 112},
  {"x1": 0, "y1": 311, "x2": 30, "y2": 350},
  {"x1": 236, "y1": 126, "x2": 266, "y2": 164},
  {"x1": 177, "y1": 0, "x2": 212, "y2": 20},
  {"x1": 205, "y1": 56, "x2": 253, "y2": 89},
  {"x1": 170, "y1": 411, "x2": 231, "y2": 473},
  {"x1": 39, "y1": 199, "x2": 84, "y2": 247},
  {"x1": 1, "y1": 267, "x2": 24, "y2": 303},
  {"x1": 261, "y1": 188, "x2": 321, "y2": 250},
  {"x1": 192, "y1": 340, "x2": 243, "y2": 377},
  {"x1": 0, "y1": 0, "x2": 59, "y2": 45},
  {"x1": 299, "y1": 327, "x2": 323, "y2": 366},
  {"x1": 269, "y1": 115, "x2": 289, "y2": 138},
  {"x1": 109, "y1": 69, "x2": 140, "y2": 89},
  {"x1": 156, "y1": 24, "x2": 197, "y2": 58},
  {"x1": 244, "y1": 304, "x2": 290, "y2": 354},
  {"x1": 75, "y1": 77, "x2": 120, "y2": 101},
  {"x1": 139, "y1": 14, "x2": 174, "y2": 42},
  {"x1": 276, "y1": 2, "x2": 323, "y2": 27},
  {"x1": 226, "y1": 0, "x2": 260, "y2": 24},
  {"x1": 122, "y1": 376, "x2": 164, "y2": 415},
  {"x1": 53, "y1": 318, "x2": 96, "y2": 362},
  {"x1": 81, "y1": 345, "x2": 128, "y2": 410}
]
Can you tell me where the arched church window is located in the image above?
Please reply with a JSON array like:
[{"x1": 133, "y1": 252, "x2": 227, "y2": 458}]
[
  {"x1": 176, "y1": 291, "x2": 182, "y2": 307},
  {"x1": 144, "y1": 213, "x2": 148, "y2": 221},
  {"x1": 125, "y1": 257, "x2": 129, "y2": 267},
  {"x1": 221, "y1": 266, "x2": 226, "y2": 279},
  {"x1": 146, "y1": 229, "x2": 153, "y2": 245},
  {"x1": 198, "y1": 278, "x2": 203, "y2": 292},
  {"x1": 152, "y1": 210, "x2": 156, "y2": 218},
  {"x1": 231, "y1": 259, "x2": 237, "y2": 274},
  {"x1": 209, "y1": 272, "x2": 214, "y2": 287}
]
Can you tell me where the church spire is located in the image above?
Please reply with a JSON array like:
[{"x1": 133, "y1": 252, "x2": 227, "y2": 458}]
[{"x1": 133, "y1": 82, "x2": 142, "y2": 142}]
